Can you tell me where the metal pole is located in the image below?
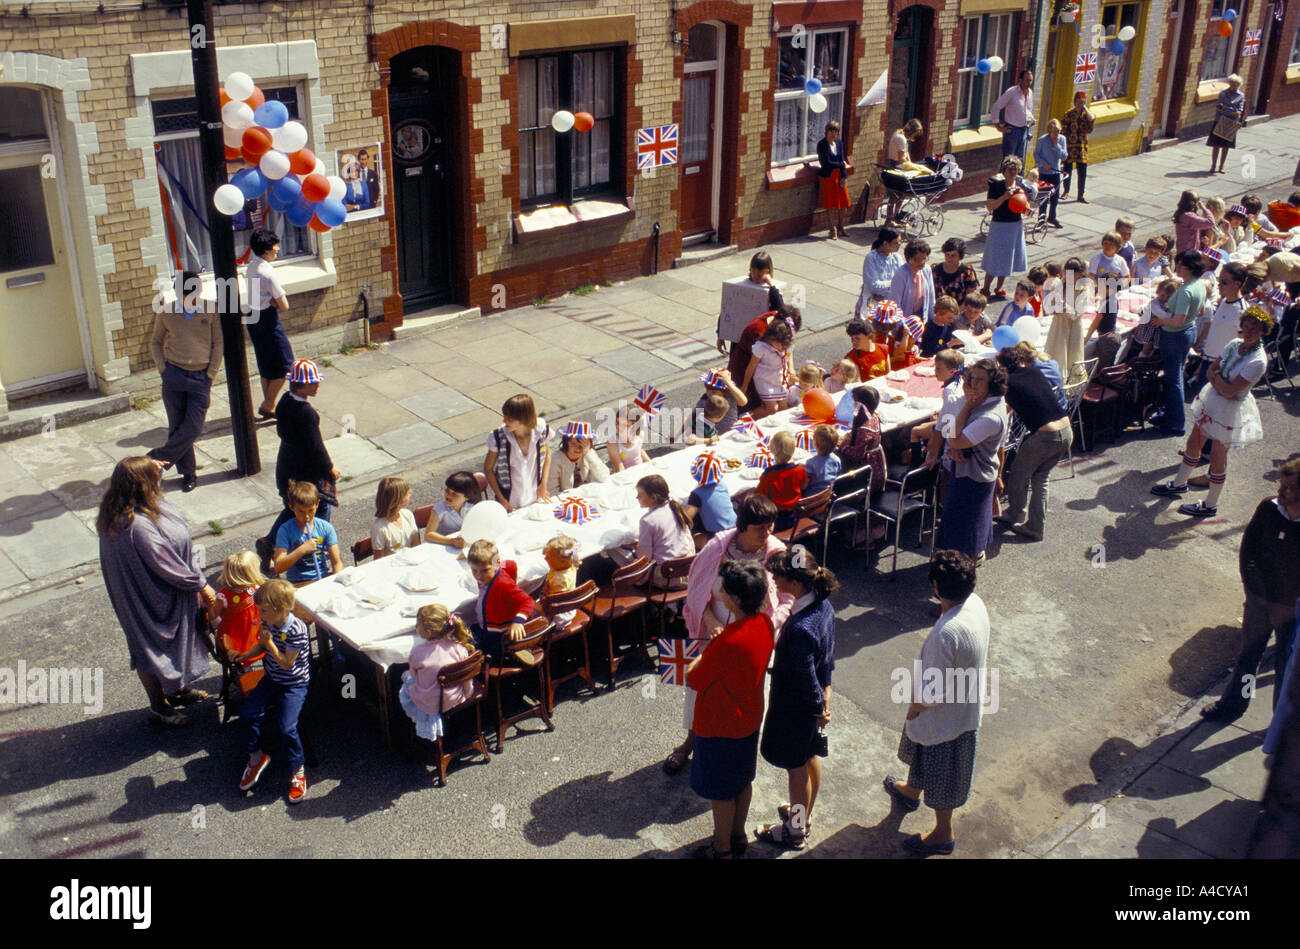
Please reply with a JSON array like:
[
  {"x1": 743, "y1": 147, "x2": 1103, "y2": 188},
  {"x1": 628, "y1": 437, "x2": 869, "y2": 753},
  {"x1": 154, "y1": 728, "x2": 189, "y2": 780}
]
[{"x1": 186, "y1": 0, "x2": 260, "y2": 476}]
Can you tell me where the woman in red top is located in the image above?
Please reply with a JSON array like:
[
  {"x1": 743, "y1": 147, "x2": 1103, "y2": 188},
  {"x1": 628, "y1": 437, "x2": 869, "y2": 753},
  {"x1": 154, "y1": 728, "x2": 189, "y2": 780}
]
[{"x1": 686, "y1": 559, "x2": 776, "y2": 859}]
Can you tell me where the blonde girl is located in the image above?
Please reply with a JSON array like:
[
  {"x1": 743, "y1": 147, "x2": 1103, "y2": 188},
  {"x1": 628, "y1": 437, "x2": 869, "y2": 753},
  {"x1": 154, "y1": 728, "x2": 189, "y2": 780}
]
[
  {"x1": 825, "y1": 358, "x2": 859, "y2": 394},
  {"x1": 485, "y1": 394, "x2": 552, "y2": 512},
  {"x1": 371, "y1": 475, "x2": 420, "y2": 557},
  {"x1": 787, "y1": 362, "x2": 825, "y2": 407},
  {"x1": 609, "y1": 405, "x2": 650, "y2": 472},
  {"x1": 398, "y1": 604, "x2": 478, "y2": 742},
  {"x1": 210, "y1": 551, "x2": 267, "y2": 695}
]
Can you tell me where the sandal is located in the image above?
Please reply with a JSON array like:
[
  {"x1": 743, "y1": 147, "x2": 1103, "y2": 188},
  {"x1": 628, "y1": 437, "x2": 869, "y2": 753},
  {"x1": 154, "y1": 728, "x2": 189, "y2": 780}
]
[
  {"x1": 777, "y1": 802, "x2": 814, "y2": 832},
  {"x1": 147, "y1": 707, "x2": 191, "y2": 727},
  {"x1": 663, "y1": 747, "x2": 690, "y2": 776},
  {"x1": 166, "y1": 687, "x2": 210, "y2": 706},
  {"x1": 756, "y1": 821, "x2": 807, "y2": 850},
  {"x1": 730, "y1": 834, "x2": 749, "y2": 857},
  {"x1": 693, "y1": 843, "x2": 733, "y2": 860}
]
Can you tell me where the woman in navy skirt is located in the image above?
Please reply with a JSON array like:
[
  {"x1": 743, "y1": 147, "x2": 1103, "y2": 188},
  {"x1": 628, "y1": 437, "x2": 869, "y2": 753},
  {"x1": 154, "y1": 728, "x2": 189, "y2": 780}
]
[
  {"x1": 935, "y1": 359, "x2": 1009, "y2": 563},
  {"x1": 244, "y1": 229, "x2": 296, "y2": 420},
  {"x1": 756, "y1": 545, "x2": 837, "y2": 850}
]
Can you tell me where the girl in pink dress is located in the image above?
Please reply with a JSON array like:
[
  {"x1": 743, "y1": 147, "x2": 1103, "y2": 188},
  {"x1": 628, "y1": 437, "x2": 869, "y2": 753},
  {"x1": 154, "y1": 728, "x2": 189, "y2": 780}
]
[{"x1": 399, "y1": 604, "x2": 476, "y2": 741}]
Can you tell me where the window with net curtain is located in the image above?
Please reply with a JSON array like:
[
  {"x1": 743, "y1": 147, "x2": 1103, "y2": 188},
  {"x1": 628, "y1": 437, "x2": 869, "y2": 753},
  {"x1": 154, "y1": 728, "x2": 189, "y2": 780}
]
[
  {"x1": 1200, "y1": 0, "x2": 1237, "y2": 82},
  {"x1": 518, "y1": 49, "x2": 616, "y2": 204},
  {"x1": 152, "y1": 87, "x2": 312, "y2": 278},
  {"x1": 771, "y1": 28, "x2": 847, "y2": 163},
  {"x1": 1092, "y1": 2, "x2": 1141, "y2": 101},
  {"x1": 954, "y1": 13, "x2": 1016, "y2": 127}
]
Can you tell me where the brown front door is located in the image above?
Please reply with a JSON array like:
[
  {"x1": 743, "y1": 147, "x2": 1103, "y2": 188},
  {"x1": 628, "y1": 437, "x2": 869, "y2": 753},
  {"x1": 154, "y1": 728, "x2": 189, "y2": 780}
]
[{"x1": 680, "y1": 70, "x2": 715, "y2": 237}]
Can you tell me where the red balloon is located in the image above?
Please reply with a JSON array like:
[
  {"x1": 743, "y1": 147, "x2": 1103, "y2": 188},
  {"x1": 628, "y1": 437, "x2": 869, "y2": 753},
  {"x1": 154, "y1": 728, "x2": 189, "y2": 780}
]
[
  {"x1": 288, "y1": 148, "x2": 317, "y2": 176},
  {"x1": 301, "y1": 173, "x2": 331, "y2": 202},
  {"x1": 308, "y1": 215, "x2": 331, "y2": 233},
  {"x1": 802, "y1": 388, "x2": 836, "y2": 423},
  {"x1": 1009, "y1": 192, "x2": 1029, "y2": 214},
  {"x1": 219, "y1": 90, "x2": 231, "y2": 107},
  {"x1": 239, "y1": 145, "x2": 262, "y2": 165},
  {"x1": 241, "y1": 126, "x2": 273, "y2": 158},
  {"x1": 244, "y1": 87, "x2": 265, "y2": 109},
  {"x1": 224, "y1": 144, "x2": 241, "y2": 160},
  {"x1": 573, "y1": 111, "x2": 595, "y2": 133},
  {"x1": 1218, "y1": 20, "x2": 1233, "y2": 37}
]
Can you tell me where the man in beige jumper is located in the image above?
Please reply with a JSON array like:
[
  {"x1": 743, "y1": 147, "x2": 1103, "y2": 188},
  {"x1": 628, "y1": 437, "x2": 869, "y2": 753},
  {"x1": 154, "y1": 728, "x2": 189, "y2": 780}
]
[{"x1": 147, "y1": 270, "x2": 222, "y2": 492}]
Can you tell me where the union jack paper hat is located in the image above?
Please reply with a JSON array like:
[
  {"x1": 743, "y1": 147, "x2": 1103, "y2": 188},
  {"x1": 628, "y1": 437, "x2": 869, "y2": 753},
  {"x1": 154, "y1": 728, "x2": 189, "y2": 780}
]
[
  {"x1": 559, "y1": 420, "x2": 593, "y2": 439},
  {"x1": 554, "y1": 496, "x2": 600, "y2": 525},
  {"x1": 1269, "y1": 286, "x2": 1292, "y2": 307},
  {"x1": 633, "y1": 384, "x2": 666, "y2": 417},
  {"x1": 287, "y1": 359, "x2": 322, "y2": 384},
  {"x1": 1227, "y1": 204, "x2": 1248, "y2": 218},
  {"x1": 1201, "y1": 247, "x2": 1228, "y2": 265},
  {"x1": 902, "y1": 314, "x2": 926, "y2": 343},
  {"x1": 746, "y1": 445, "x2": 774, "y2": 469},
  {"x1": 699, "y1": 368, "x2": 729, "y2": 389},
  {"x1": 690, "y1": 450, "x2": 726, "y2": 486},
  {"x1": 871, "y1": 300, "x2": 904, "y2": 324}
]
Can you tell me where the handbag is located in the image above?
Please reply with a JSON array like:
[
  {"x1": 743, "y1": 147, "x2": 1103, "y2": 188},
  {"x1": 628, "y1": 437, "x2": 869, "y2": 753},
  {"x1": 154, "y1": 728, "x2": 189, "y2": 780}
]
[
  {"x1": 1212, "y1": 114, "x2": 1241, "y2": 141},
  {"x1": 316, "y1": 476, "x2": 339, "y2": 507}
]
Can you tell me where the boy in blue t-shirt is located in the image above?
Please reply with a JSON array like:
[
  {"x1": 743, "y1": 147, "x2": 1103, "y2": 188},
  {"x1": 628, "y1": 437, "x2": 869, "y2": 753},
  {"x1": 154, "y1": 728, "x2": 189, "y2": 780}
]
[
  {"x1": 804, "y1": 424, "x2": 843, "y2": 494},
  {"x1": 997, "y1": 280, "x2": 1035, "y2": 326},
  {"x1": 683, "y1": 452, "x2": 736, "y2": 535},
  {"x1": 234, "y1": 578, "x2": 312, "y2": 803},
  {"x1": 273, "y1": 480, "x2": 342, "y2": 584}
]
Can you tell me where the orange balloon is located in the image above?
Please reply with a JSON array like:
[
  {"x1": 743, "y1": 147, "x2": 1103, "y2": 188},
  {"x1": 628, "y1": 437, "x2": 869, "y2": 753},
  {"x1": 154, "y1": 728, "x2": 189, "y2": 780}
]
[
  {"x1": 1009, "y1": 192, "x2": 1029, "y2": 214},
  {"x1": 573, "y1": 111, "x2": 595, "y2": 132},
  {"x1": 1218, "y1": 20, "x2": 1233, "y2": 36},
  {"x1": 301, "y1": 173, "x2": 330, "y2": 202},
  {"x1": 219, "y1": 90, "x2": 231, "y2": 107},
  {"x1": 241, "y1": 126, "x2": 273, "y2": 158},
  {"x1": 288, "y1": 147, "x2": 317, "y2": 176},
  {"x1": 224, "y1": 144, "x2": 241, "y2": 160},
  {"x1": 239, "y1": 145, "x2": 262, "y2": 164},
  {"x1": 308, "y1": 215, "x2": 331, "y2": 233},
  {"x1": 244, "y1": 87, "x2": 265, "y2": 109},
  {"x1": 802, "y1": 388, "x2": 836, "y2": 423}
]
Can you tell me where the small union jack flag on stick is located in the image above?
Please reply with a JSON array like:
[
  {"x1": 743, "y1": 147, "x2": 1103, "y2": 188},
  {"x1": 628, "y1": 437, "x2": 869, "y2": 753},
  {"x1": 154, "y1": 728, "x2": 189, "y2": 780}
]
[
  {"x1": 658, "y1": 637, "x2": 702, "y2": 685},
  {"x1": 794, "y1": 427, "x2": 818, "y2": 451},
  {"x1": 699, "y1": 368, "x2": 728, "y2": 389},
  {"x1": 690, "y1": 450, "x2": 726, "y2": 485},
  {"x1": 733, "y1": 413, "x2": 764, "y2": 439},
  {"x1": 747, "y1": 445, "x2": 774, "y2": 469},
  {"x1": 554, "y1": 496, "x2": 600, "y2": 525},
  {"x1": 633, "y1": 384, "x2": 666, "y2": 416}
]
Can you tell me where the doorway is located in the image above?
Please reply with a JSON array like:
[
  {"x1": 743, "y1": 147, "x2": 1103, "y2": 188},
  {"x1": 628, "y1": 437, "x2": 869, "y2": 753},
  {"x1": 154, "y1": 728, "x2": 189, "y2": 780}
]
[
  {"x1": 887, "y1": 7, "x2": 932, "y2": 145},
  {"x1": 388, "y1": 47, "x2": 457, "y2": 310},
  {"x1": 680, "y1": 22, "x2": 724, "y2": 239}
]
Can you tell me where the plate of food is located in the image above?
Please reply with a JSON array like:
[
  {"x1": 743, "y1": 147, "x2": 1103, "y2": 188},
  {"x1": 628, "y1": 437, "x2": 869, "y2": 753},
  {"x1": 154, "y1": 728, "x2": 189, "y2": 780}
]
[{"x1": 912, "y1": 364, "x2": 936, "y2": 376}]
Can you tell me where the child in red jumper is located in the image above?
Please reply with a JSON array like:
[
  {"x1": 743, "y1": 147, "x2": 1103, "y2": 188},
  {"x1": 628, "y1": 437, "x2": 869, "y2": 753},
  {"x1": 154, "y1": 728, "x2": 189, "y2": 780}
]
[
  {"x1": 464, "y1": 539, "x2": 538, "y2": 667},
  {"x1": 755, "y1": 431, "x2": 807, "y2": 532}
]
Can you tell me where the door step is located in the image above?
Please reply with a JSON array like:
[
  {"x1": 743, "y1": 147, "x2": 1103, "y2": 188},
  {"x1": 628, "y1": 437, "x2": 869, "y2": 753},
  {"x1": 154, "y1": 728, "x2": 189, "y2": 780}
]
[
  {"x1": 394, "y1": 304, "x2": 482, "y2": 337},
  {"x1": 0, "y1": 387, "x2": 130, "y2": 441},
  {"x1": 674, "y1": 241, "x2": 738, "y2": 268}
]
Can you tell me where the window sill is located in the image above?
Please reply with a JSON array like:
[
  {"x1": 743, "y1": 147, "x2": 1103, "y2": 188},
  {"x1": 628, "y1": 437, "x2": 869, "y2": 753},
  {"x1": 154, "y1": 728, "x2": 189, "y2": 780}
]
[
  {"x1": 948, "y1": 124, "x2": 1003, "y2": 153},
  {"x1": 1089, "y1": 100, "x2": 1139, "y2": 124},
  {"x1": 765, "y1": 158, "x2": 855, "y2": 190},
  {"x1": 512, "y1": 198, "x2": 634, "y2": 245},
  {"x1": 1196, "y1": 80, "x2": 1229, "y2": 103},
  {"x1": 1287, "y1": 65, "x2": 1300, "y2": 84},
  {"x1": 157, "y1": 258, "x2": 336, "y2": 309}
]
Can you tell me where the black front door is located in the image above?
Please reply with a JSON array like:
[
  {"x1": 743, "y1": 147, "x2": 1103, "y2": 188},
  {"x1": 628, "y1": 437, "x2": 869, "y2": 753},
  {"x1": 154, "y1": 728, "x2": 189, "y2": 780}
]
[{"x1": 389, "y1": 47, "x2": 455, "y2": 310}]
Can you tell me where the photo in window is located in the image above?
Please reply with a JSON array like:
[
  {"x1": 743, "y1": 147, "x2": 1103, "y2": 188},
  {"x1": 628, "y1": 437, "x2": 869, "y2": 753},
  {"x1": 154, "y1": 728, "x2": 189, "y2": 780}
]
[{"x1": 335, "y1": 143, "x2": 384, "y2": 222}]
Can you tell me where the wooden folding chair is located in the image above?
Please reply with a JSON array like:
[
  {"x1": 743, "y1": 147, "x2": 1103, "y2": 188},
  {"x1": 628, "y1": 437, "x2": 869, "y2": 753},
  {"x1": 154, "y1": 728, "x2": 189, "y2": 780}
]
[
  {"x1": 350, "y1": 536, "x2": 373, "y2": 566},
  {"x1": 772, "y1": 487, "x2": 832, "y2": 547},
  {"x1": 590, "y1": 555, "x2": 652, "y2": 689},
  {"x1": 540, "y1": 580, "x2": 598, "y2": 711},
  {"x1": 412, "y1": 503, "x2": 435, "y2": 530},
  {"x1": 430, "y1": 650, "x2": 491, "y2": 786},
  {"x1": 486, "y1": 616, "x2": 554, "y2": 751}
]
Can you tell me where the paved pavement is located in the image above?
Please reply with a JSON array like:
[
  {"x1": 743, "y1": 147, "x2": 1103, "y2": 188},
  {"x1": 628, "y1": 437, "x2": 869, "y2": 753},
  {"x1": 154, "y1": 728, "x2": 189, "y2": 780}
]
[{"x1": 0, "y1": 115, "x2": 1297, "y2": 861}]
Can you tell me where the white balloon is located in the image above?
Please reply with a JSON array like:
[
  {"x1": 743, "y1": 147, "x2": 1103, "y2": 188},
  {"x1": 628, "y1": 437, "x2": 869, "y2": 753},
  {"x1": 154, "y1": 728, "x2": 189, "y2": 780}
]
[
  {"x1": 221, "y1": 100, "x2": 255, "y2": 131},
  {"x1": 271, "y1": 120, "x2": 308, "y2": 153},
  {"x1": 1013, "y1": 315, "x2": 1043, "y2": 347},
  {"x1": 259, "y1": 149, "x2": 291, "y2": 180},
  {"x1": 987, "y1": 56, "x2": 1004, "y2": 73},
  {"x1": 808, "y1": 92, "x2": 828, "y2": 113},
  {"x1": 224, "y1": 71, "x2": 255, "y2": 101},
  {"x1": 313, "y1": 158, "x2": 327, "y2": 177},
  {"x1": 213, "y1": 183, "x2": 246, "y2": 215},
  {"x1": 223, "y1": 124, "x2": 244, "y2": 147},
  {"x1": 460, "y1": 500, "x2": 510, "y2": 548},
  {"x1": 326, "y1": 175, "x2": 347, "y2": 202},
  {"x1": 551, "y1": 109, "x2": 576, "y2": 133},
  {"x1": 1118, "y1": 25, "x2": 1136, "y2": 41}
]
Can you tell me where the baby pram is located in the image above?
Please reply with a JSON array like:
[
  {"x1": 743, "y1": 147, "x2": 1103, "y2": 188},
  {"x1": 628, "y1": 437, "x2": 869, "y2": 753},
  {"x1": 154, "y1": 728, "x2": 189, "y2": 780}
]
[{"x1": 873, "y1": 155, "x2": 962, "y2": 239}]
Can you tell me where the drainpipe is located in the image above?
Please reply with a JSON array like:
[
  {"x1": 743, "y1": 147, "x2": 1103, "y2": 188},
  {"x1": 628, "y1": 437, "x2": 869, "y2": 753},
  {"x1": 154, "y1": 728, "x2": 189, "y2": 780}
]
[{"x1": 652, "y1": 221, "x2": 661, "y2": 274}]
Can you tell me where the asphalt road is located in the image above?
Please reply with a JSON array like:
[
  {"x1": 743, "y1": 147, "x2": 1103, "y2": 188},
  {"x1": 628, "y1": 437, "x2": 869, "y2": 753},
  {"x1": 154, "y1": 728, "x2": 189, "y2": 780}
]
[{"x1": 1, "y1": 325, "x2": 1294, "y2": 859}]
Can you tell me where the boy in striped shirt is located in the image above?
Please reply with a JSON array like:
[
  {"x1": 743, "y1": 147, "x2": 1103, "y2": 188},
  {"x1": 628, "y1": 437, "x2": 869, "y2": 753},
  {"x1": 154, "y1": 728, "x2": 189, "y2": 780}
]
[{"x1": 236, "y1": 579, "x2": 312, "y2": 803}]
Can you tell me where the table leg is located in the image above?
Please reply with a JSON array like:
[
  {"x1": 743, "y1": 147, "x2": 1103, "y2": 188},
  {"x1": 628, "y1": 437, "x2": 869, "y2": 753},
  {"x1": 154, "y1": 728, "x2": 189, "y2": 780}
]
[{"x1": 374, "y1": 662, "x2": 393, "y2": 749}]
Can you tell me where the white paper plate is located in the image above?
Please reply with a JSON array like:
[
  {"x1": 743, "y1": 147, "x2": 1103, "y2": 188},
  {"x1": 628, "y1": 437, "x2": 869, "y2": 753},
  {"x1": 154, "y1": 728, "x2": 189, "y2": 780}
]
[
  {"x1": 912, "y1": 364, "x2": 936, "y2": 377},
  {"x1": 887, "y1": 369, "x2": 910, "y2": 382},
  {"x1": 397, "y1": 571, "x2": 440, "y2": 593}
]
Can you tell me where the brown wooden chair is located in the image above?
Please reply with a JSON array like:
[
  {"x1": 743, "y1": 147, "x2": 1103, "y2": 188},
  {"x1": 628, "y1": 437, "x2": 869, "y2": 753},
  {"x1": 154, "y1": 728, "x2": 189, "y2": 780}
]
[
  {"x1": 429, "y1": 649, "x2": 491, "y2": 786},
  {"x1": 539, "y1": 580, "x2": 598, "y2": 711},
  {"x1": 590, "y1": 555, "x2": 653, "y2": 689},
  {"x1": 772, "y1": 487, "x2": 832, "y2": 547},
  {"x1": 486, "y1": 616, "x2": 554, "y2": 751},
  {"x1": 645, "y1": 554, "x2": 694, "y2": 645},
  {"x1": 474, "y1": 472, "x2": 489, "y2": 494},
  {"x1": 412, "y1": 503, "x2": 435, "y2": 530},
  {"x1": 350, "y1": 536, "x2": 373, "y2": 566}
]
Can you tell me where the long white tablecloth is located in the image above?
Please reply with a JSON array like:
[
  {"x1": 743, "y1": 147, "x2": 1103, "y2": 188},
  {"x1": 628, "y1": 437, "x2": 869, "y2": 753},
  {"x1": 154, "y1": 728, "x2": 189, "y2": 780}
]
[{"x1": 296, "y1": 378, "x2": 943, "y2": 668}]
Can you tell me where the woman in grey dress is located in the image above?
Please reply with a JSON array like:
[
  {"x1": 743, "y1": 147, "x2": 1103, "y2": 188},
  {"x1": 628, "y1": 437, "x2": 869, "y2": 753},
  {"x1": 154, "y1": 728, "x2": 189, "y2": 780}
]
[{"x1": 97, "y1": 457, "x2": 216, "y2": 726}]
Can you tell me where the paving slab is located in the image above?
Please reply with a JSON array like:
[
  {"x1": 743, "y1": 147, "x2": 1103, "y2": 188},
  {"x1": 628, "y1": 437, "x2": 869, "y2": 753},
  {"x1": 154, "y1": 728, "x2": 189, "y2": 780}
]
[
  {"x1": 382, "y1": 334, "x2": 455, "y2": 366},
  {"x1": 0, "y1": 549, "x2": 27, "y2": 589},
  {"x1": 1041, "y1": 808, "x2": 1213, "y2": 859},
  {"x1": 527, "y1": 368, "x2": 635, "y2": 409},
  {"x1": 527, "y1": 321, "x2": 628, "y2": 356},
  {"x1": 329, "y1": 347, "x2": 406, "y2": 377},
  {"x1": 1106, "y1": 764, "x2": 1261, "y2": 859},
  {"x1": 361, "y1": 365, "x2": 441, "y2": 401},
  {"x1": 422, "y1": 357, "x2": 503, "y2": 391},
  {"x1": 592, "y1": 346, "x2": 680, "y2": 384},
  {"x1": 165, "y1": 473, "x2": 277, "y2": 534},
  {"x1": 324, "y1": 434, "x2": 399, "y2": 479},
  {"x1": 1157, "y1": 720, "x2": 1269, "y2": 801},
  {"x1": 3, "y1": 508, "x2": 98, "y2": 579},
  {"x1": 505, "y1": 349, "x2": 595, "y2": 387},
  {"x1": 370, "y1": 422, "x2": 455, "y2": 461},
  {"x1": 467, "y1": 381, "x2": 550, "y2": 414},
  {"x1": 433, "y1": 407, "x2": 503, "y2": 444},
  {"x1": 397, "y1": 386, "x2": 486, "y2": 425},
  {"x1": 662, "y1": 288, "x2": 722, "y2": 316}
]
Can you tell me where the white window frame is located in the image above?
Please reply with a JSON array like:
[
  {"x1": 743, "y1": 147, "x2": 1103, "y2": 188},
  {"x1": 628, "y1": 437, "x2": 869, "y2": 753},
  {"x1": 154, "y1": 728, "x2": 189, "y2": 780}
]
[
  {"x1": 770, "y1": 27, "x2": 849, "y2": 166},
  {"x1": 955, "y1": 12, "x2": 1017, "y2": 128}
]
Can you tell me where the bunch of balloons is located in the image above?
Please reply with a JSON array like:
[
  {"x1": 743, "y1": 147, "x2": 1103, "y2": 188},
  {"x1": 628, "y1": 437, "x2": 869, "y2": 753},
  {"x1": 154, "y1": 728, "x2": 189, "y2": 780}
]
[
  {"x1": 549, "y1": 110, "x2": 596, "y2": 133},
  {"x1": 211, "y1": 71, "x2": 348, "y2": 234},
  {"x1": 1218, "y1": 9, "x2": 1237, "y2": 36},
  {"x1": 976, "y1": 56, "x2": 1005, "y2": 76},
  {"x1": 804, "y1": 77, "x2": 829, "y2": 114}
]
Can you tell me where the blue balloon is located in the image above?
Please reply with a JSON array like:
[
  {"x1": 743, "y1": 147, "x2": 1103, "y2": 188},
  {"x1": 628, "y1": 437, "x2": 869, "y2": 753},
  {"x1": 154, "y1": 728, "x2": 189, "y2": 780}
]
[
  {"x1": 1223, "y1": 8, "x2": 1237, "y2": 20},
  {"x1": 315, "y1": 198, "x2": 347, "y2": 228},
  {"x1": 992, "y1": 325, "x2": 1021, "y2": 351},
  {"x1": 266, "y1": 189, "x2": 292, "y2": 212},
  {"x1": 834, "y1": 391, "x2": 855, "y2": 425},
  {"x1": 252, "y1": 100, "x2": 289, "y2": 130},
  {"x1": 804, "y1": 77, "x2": 823, "y2": 95},
  {"x1": 977, "y1": 58, "x2": 992, "y2": 75},
  {"x1": 285, "y1": 198, "x2": 315, "y2": 227},
  {"x1": 271, "y1": 175, "x2": 302, "y2": 204},
  {"x1": 1109, "y1": 38, "x2": 1125, "y2": 55},
  {"x1": 231, "y1": 168, "x2": 266, "y2": 200}
]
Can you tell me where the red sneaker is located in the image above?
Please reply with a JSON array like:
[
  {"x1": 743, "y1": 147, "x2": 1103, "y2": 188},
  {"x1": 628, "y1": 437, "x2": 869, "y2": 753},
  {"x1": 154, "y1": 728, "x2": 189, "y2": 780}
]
[
  {"x1": 288, "y1": 770, "x2": 307, "y2": 804},
  {"x1": 239, "y1": 753, "x2": 270, "y2": 791}
]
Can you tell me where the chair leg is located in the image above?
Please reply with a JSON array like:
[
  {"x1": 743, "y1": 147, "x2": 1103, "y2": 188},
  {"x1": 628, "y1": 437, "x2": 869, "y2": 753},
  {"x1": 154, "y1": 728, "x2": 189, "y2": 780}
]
[
  {"x1": 579, "y1": 630, "x2": 596, "y2": 694},
  {"x1": 435, "y1": 736, "x2": 447, "y2": 787},
  {"x1": 537, "y1": 664, "x2": 554, "y2": 730},
  {"x1": 495, "y1": 675, "x2": 507, "y2": 752}
]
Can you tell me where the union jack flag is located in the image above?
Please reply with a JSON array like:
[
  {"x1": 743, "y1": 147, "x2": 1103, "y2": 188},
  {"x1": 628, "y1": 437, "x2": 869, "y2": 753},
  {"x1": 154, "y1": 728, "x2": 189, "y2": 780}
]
[
  {"x1": 1266, "y1": 237, "x2": 1285, "y2": 247},
  {"x1": 554, "y1": 496, "x2": 600, "y2": 525},
  {"x1": 871, "y1": 300, "x2": 903, "y2": 324},
  {"x1": 658, "y1": 637, "x2": 701, "y2": 686},
  {"x1": 633, "y1": 384, "x2": 666, "y2": 416},
  {"x1": 733, "y1": 413, "x2": 763, "y2": 439},
  {"x1": 699, "y1": 368, "x2": 728, "y2": 389},
  {"x1": 794, "y1": 427, "x2": 819, "y2": 451},
  {"x1": 637, "y1": 124, "x2": 679, "y2": 169},
  {"x1": 1074, "y1": 52, "x2": 1097, "y2": 85},
  {"x1": 747, "y1": 445, "x2": 774, "y2": 469},
  {"x1": 903, "y1": 314, "x2": 926, "y2": 343},
  {"x1": 1243, "y1": 29, "x2": 1262, "y2": 56},
  {"x1": 690, "y1": 450, "x2": 726, "y2": 486}
]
